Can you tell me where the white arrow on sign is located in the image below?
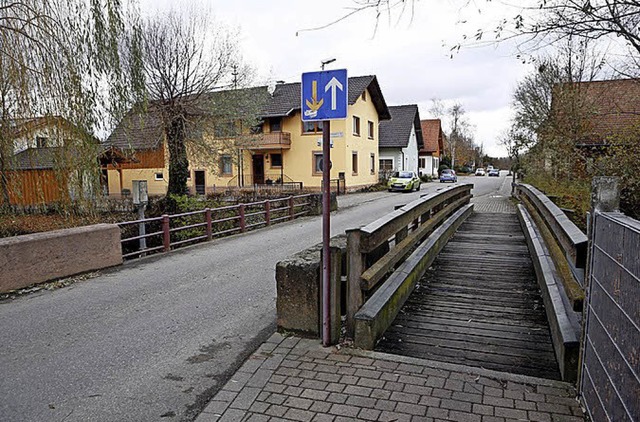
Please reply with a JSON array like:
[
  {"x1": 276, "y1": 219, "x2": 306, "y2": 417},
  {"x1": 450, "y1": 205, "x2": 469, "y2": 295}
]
[{"x1": 325, "y1": 77, "x2": 344, "y2": 111}]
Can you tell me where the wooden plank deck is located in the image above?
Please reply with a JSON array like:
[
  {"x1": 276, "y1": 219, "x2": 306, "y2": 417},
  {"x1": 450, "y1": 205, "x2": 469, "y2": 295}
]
[{"x1": 375, "y1": 212, "x2": 561, "y2": 380}]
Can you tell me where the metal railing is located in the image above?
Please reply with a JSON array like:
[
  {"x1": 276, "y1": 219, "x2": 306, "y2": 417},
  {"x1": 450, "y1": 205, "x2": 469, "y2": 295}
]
[
  {"x1": 227, "y1": 173, "x2": 303, "y2": 191},
  {"x1": 118, "y1": 194, "x2": 314, "y2": 260}
]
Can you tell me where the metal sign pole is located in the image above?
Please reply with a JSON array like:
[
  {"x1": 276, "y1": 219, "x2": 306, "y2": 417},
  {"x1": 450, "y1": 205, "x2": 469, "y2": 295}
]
[{"x1": 322, "y1": 120, "x2": 331, "y2": 347}]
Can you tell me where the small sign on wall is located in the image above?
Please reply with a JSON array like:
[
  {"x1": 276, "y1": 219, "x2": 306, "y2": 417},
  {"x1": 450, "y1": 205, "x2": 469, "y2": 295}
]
[{"x1": 132, "y1": 180, "x2": 148, "y2": 205}]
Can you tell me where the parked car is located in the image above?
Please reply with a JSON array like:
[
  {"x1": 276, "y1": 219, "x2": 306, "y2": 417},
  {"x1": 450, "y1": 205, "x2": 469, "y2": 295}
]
[
  {"x1": 388, "y1": 171, "x2": 421, "y2": 192},
  {"x1": 475, "y1": 168, "x2": 486, "y2": 176},
  {"x1": 439, "y1": 169, "x2": 457, "y2": 183},
  {"x1": 488, "y1": 169, "x2": 500, "y2": 177}
]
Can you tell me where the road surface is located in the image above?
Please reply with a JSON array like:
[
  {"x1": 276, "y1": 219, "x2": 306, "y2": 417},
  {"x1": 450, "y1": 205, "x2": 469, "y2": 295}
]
[{"x1": 0, "y1": 173, "x2": 508, "y2": 421}]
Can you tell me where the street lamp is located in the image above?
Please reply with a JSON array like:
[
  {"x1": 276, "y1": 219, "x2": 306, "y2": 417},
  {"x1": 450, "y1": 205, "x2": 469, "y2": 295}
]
[{"x1": 321, "y1": 58, "x2": 336, "y2": 70}]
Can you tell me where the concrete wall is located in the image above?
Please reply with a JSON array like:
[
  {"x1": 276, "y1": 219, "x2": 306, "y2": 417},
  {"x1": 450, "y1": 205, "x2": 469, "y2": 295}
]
[
  {"x1": 276, "y1": 235, "x2": 346, "y2": 339},
  {"x1": 0, "y1": 224, "x2": 122, "y2": 293}
]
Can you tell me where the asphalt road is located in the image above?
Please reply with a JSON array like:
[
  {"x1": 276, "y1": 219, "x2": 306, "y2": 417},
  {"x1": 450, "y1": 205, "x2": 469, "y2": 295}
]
[{"x1": 0, "y1": 173, "x2": 508, "y2": 422}]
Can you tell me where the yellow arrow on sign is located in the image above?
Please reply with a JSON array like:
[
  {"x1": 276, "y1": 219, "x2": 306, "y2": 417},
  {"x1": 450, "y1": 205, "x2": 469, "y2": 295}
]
[{"x1": 305, "y1": 80, "x2": 324, "y2": 112}]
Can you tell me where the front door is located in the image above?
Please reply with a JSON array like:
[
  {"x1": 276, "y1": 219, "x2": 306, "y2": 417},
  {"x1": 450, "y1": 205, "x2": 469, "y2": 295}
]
[
  {"x1": 194, "y1": 170, "x2": 205, "y2": 195},
  {"x1": 252, "y1": 155, "x2": 264, "y2": 185}
]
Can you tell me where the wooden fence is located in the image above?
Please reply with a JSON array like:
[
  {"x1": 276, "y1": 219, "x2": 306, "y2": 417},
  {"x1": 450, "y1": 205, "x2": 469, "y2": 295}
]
[{"x1": 118, "y1": 194, "x2": 315, "y2": 260}]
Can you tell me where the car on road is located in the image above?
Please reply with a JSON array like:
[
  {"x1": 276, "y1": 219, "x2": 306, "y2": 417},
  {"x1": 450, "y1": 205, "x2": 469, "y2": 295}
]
[
  {"x1": 488, "y1": 169, "x2": 500, "y2": 177},
  {"x1": 388, "y1": 171, "x2": 421, "y2": 192},
  {"x1": 475, "y1": 168, "x2": 486, "y2": 176},
  {"x1": 439, "y1": 169, "x2": 458, "y2": 183}
]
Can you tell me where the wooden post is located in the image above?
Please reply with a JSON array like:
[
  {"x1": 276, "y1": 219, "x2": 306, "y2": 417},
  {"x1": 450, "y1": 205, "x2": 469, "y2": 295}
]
[
  {"x1": 265, "y1": 200, "x2": 271, "y2": 225},
  {"x1": 205, "y1": 208, "x2": 212, "y2": 240},
  {"x1": 288, "y1": 196, "x2": 294, "y2": 220},
  {"x1": 346, "y1": 228, "x2": 365, "y2": 338},
  {"x1": 162, "y1": 214, "x2": 170, "y2": 252},
  {"x1": 239, "y1": 204, "x2": 246, "y2": 232}
]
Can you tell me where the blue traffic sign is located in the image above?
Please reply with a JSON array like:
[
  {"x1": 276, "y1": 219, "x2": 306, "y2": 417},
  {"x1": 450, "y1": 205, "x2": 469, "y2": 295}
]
[{"x1": 301, "y1": 69, "x2": 348, "y2": 121}]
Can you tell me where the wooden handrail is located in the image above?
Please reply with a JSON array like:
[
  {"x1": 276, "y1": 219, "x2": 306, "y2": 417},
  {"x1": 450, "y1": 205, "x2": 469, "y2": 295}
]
[
  {"x1": 513, "y1": 183, "x2": 588, "y2": 269},
  {"x1": 346, "y1": 183, "x2": 473, "y2": 336}
]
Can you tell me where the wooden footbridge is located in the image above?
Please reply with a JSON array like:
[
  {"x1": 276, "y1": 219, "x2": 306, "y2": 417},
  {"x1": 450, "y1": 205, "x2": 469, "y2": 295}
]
[
  {"x1": 278, "y1": 178, "x2": 639, "y2": 421},
  {"x1": 343, "y1": 183, "x2": 584, "y2": 383},
  {"x1": 375, "y1": 211, "x2": 561, "y2": 380}
]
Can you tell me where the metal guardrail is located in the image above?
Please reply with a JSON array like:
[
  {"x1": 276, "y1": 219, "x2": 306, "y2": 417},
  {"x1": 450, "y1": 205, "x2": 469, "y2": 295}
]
[{"x1": 118, "y1": 194, "x2": 314, "y2": 260}]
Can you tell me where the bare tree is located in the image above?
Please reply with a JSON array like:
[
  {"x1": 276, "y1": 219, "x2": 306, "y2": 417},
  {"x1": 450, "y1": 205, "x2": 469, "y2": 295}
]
[
  {"x1": 447, "y1": 102, "x2": 471, "y2": 169},
  {"x1": 132, "y1": 7, "x2": 259, "y2": 197}
]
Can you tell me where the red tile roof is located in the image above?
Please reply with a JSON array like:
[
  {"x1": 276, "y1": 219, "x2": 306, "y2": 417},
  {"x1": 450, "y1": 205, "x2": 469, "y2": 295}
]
[
  {"x1": 419, "y1": 119, "x2": 444, "y2": 154},
  {"x1": 552, "y1": 78, "x2": 640, "y2": 145}
]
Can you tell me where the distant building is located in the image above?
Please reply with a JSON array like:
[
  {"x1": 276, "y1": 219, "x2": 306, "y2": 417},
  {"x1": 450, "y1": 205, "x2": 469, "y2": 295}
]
[
  {"x1": 2, "y1": 116, "x2": 98, "y2": 206},
  {"x1": 378, "y1": 104, "x2": 423, "y2": 179},
  {"x1": 418, "y1": 119, "x2": 444, "y2": 177}
]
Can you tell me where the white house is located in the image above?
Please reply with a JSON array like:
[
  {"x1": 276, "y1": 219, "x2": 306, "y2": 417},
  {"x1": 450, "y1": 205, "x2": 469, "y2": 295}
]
[
  {"x1": 378, "y1": 104, "x2": 423, "y2": 179},
  {"x1": 419, "y1": 119, "x2": 444, "y2": 177}
]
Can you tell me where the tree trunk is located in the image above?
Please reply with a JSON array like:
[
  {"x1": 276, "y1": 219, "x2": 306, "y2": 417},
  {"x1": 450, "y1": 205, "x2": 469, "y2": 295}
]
[{"x1": 166, "y1": 113, "x2": 189, "y2": 197}]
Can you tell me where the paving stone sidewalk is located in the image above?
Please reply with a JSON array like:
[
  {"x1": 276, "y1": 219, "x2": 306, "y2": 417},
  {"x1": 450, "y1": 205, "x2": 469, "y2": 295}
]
[{"x1": 195, "y1": 333, "x2": 585, "y2": 422}]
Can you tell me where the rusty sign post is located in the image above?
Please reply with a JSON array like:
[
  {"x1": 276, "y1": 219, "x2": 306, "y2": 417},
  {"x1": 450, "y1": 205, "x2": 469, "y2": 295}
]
[{"x1": 302, "y1": 68, "x2": 347, "y2": 346}]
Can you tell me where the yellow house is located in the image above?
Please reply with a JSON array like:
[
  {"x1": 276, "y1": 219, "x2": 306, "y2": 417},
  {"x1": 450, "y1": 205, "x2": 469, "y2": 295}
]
[{"x1": 104, "y1": 76, "x2": 391, "y2": 196}]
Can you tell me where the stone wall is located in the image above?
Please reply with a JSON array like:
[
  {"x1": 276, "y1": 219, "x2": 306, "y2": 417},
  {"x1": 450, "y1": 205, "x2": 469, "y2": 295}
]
[{"x1": 0, "y1": 224, "x2": 122, "y2": 292}]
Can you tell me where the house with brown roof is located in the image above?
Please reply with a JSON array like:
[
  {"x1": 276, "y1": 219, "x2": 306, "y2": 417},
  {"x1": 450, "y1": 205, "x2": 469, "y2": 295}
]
[
  {"x1": 546, "y1": 78, "x2": 640, "y2": 176},
  {"x1": 104, "y1": 75, "x2": 391, "y2": 195},
  {"x1": 550, "y1": 78, "x2": 640, "y2": 147},
  {"x1": 2, "y1": 116, "x2": 98, "y2": 206},
  {"x1": 418, "y1": 119, "x2": 445, "y2": 177},
  {"x1": 378, "y1": 105, "x2": 423, "y2": 179}
]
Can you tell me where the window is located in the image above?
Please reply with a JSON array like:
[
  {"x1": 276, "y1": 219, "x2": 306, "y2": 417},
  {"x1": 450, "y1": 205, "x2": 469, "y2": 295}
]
[
  {"x1": 379, "y1": 159, "x2": 394, "y2": 171},
  {"x1": 313, "y1": 152, "x2": 323, "y2": 175},
  {"x1": 362, "y1": 90, "x2": 367, "y2": 101},
  {"x1": 302, "y1": 121, "x2": 323, "y2": 134},
  {"x1": 270, "y1": 153, "x2": 282, "y2": 168},
  {"x1": 419, "y1": 157, "x2": 426, "y2": 169},
  {"x1": 368, "y1": 121, "x2": 374, "y2": 139},
  {"x1": 221, "y1": 155, "x2": 233, "y2": 175},
  {"x1": 270, "y1": 117, "x2": 282, "y2": 132},
  {"x1": 352, "y1": 116, "x2": 360, "y2": 136},
  {"x1": 352, "y1": 151, "x2": 358, "y2": 175},
  {"x1": 36, "y1": 137, "x2": 48, "y2": 148},
  {"x1": 370, "y1": 153, "x2": 375, "y2": 174},
  {"x1": 154, "y1": 172, "x2": 164, "y2": 181}
]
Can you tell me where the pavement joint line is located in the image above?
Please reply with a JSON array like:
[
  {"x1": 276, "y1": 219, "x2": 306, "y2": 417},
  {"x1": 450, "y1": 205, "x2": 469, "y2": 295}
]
[{"x1": 339, "y1": 347, "x2": 576, "y2": 389}]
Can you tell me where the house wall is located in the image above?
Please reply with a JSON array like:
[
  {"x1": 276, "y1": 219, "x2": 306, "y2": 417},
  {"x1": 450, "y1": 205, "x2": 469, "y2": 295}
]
[
  {"x1": 419, "y1": 153, "x2": 440, "y2": 177},
  {"x1": 402, "y1": 125, "x2": 419, "y2": 174},
  {"x1": 343, "y1": 91, "x2": 380, "y2": 189},
  {"x1": 13, "y1": 126, "x2": 67, "y2": 153},
  {"x1": 379, "y1": 148, "x2": 402, "y2": 172}
]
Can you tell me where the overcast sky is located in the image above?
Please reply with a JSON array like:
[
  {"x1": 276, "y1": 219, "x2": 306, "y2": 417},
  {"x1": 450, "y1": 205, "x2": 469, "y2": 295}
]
[{"x1": 141, "y1": 0, "x2": 534, "y2": 157}]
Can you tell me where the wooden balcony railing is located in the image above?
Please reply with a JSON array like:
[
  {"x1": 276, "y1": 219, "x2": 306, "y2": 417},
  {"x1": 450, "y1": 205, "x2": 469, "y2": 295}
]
[{"x1": 247, "y1": 132, "x2": 291, "y2": 150}]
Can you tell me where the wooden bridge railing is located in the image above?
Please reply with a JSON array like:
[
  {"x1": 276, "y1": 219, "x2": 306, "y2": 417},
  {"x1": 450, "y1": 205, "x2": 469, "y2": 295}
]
[
  {"x1": 513, "y1": 183, "x2": 588, "y2": 310},
  {"x1": 346, "y1": 183, "x2": 473, "y2": 343},
  {"x1": 513, "y1": 182, "x2": 588, "y2": 381}
]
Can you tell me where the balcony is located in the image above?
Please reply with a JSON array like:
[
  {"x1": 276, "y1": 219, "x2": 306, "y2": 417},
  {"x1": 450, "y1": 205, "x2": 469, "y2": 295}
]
[{"x1": 245, "y1": 132, "x2": 291, "y2": 150}]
